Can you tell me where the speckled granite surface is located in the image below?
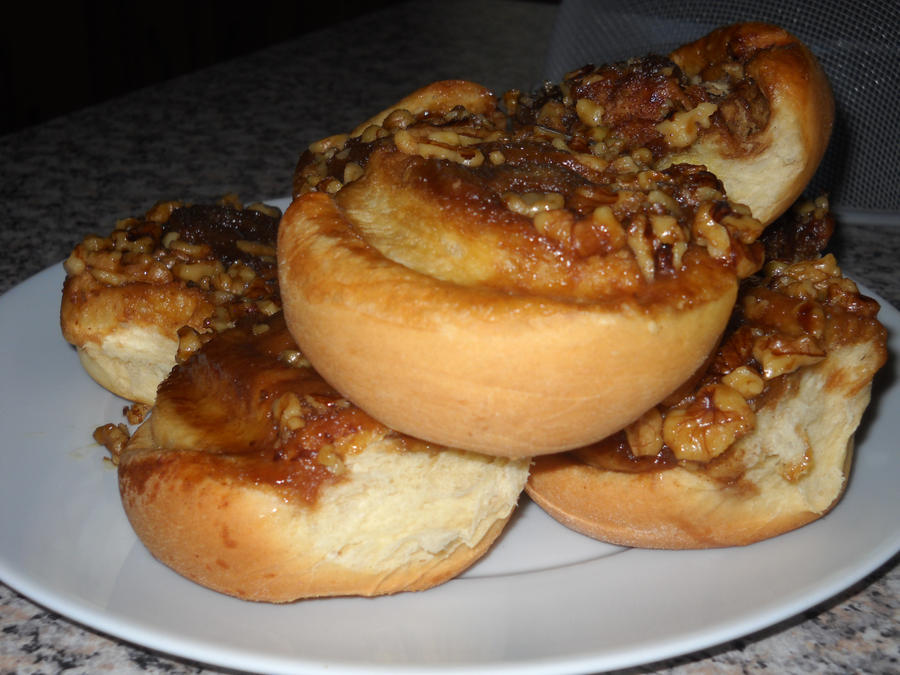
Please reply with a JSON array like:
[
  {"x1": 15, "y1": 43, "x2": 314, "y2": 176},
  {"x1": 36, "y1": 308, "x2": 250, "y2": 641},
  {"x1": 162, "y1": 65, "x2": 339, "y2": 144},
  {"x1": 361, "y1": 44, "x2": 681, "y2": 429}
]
[{"x1": 1, "y1": 2, "x2": 897, "y2": 673}]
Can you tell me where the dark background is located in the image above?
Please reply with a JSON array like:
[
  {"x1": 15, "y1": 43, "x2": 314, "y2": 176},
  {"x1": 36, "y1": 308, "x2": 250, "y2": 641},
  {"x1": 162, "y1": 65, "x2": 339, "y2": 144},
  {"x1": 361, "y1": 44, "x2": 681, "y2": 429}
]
[{"x1": 1, "y1": 1, "x2": 416, "y2": 136}]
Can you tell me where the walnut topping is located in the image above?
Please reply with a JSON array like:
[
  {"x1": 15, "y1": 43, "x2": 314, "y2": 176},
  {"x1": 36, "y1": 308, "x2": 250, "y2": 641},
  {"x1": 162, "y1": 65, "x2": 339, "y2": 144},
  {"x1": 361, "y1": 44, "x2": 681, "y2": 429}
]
[
  {"x1": 278, "y1": 349, "x2": 311, "y2": 369},
  {"x1": 752, "y1": 334, "x2": 826, "y2": 379},
  {"x1": 316, "y1": 444, "x2": 345, "y2": 475},
  {"x1": 655, "y1": 101, "x2": 718, "y2": 148},
  {"x1": 661, "y1": 384, "x2": 755, "y2": 462},
  {"x1": 309, "y1": 133, "x2": 350, "y2": 155},
  {"x1": 394, "y1": 127, "x2": 486, "y2": 167},
  {"x1": 294, "y1": 73, "x2": 766, "y2": 287},
  {"x1": 609, "y1": 212, "x2": 886, "y2": 473},
  {"x1": 533, "y1": 209, "x2": 576, "y2": 245},
  {"x1": 343, "y1": 162, "x2": 365, "y2": 183},
  {"x1": 66, "y1": 198, "x2": 282, "y2": 365},
  {"x1": 721, "y1": 365, "x2": 765, "y2": 398},
  {"x1": 235, "y1": 240, "x2": 276, "y2": 258},
  {"x1": 692, "y1": 202, "x2": 732, "y2": 260},
  {"x1": 382, "y1": 108, "x2": 416, "y2": 131},
  {"x1": 273, "y1": 392, "x2": 306, "y2": 435},
  {"x1": 167, "y1": 237, "x2": 211, "y2": 258},
  {"x1": 588, "y1": 205, "x2": 627, "y2": 252},
  {"x1": 172, "y1": 260, "x2": 225, "y2": 284},
  {"x1": 93, "y1": 423, "x2": 131, "y2": 465},
  {"x1": 626, "y1": 221, "x2": 657, "y2": 281},
  {"x1": 503, "y1": 191, "x2": 565, "y2": 217},
  {"x1": 123, "y1": 402, "x2": 151, "y2": 425},
  {"x1": 176, "y1": 325, "x2": 207, "y2": 362},
  {"x1": 488, "y1": 149, "x2": 506, "y2": 165},
  {"x1": 625, "y1": 408, "x2": 664, "y2": 457},
  {"x1": 575, "y1": 98, "x2": 605, "y2": 127}
]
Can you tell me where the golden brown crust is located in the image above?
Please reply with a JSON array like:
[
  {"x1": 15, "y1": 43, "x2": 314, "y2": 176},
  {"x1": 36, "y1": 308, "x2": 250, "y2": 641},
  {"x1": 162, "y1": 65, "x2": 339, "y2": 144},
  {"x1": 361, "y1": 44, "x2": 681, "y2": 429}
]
[
  {"x1": 526, "y1": 349, "x2": 873, "y2": 549},
  {"x1": 292, "y1": 80, "x2": 497, "y2": 199},
  {"x1": 526, "y1": 248, "x2": 888, "y2": 549},
  {"x1": 120, "y1": 426, "x2": 523, "y2": 601},
  {"x1": 545, "y1": 22, "x2": 832, "y2": 227},
  {"x1": 61, "y1": 272, "x2": 214, "y2": 403},
  {"x1": 278, "y1": 190, "x2": 739, "y2": 457},
  {"x1": 281, "y1": 24, "x2": 833, "y2": 456},
  {"x1": 349, "y1": 79, "x2": 497, "y2": 138}
]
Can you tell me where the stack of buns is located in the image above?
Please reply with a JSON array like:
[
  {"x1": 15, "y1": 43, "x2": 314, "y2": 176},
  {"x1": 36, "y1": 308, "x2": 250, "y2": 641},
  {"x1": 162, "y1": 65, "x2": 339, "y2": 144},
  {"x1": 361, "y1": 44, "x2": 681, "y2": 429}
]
[
  {"x1": 62, "y1": 22, "x2": 887, "y2": 600},
  {"x1": 65, "y1": 197, "x2": 529, "y2": 602}
]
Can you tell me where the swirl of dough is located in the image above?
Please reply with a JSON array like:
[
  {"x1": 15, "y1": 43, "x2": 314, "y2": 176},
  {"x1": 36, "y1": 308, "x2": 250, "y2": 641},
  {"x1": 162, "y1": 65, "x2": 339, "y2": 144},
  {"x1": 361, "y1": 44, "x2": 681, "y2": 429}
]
[{"x1": 279, "y1": 23, "x2": 833, "y2": 456}]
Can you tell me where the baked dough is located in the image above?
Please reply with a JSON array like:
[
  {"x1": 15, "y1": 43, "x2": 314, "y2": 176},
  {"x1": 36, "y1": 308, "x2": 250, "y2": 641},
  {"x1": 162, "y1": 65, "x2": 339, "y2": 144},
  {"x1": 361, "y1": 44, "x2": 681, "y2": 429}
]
[
  {"x1": 664, "y1": 22, "x2": 834, "y2": 225},
  {"x1": 526, "y1": 201, "x2": 887, "y2": 548},
  {"x1": 280, "y1": 23, "x2": 832, "y2": 456},
  {"x1": 555, "y1": 22, "x2": 833, "y2": 226},
  {"x1": 117, "y1": 315, "x2": 529, "y2": 601},
  {"x1": 61, "y1": 197, "x2": 281, "y2": 404}
]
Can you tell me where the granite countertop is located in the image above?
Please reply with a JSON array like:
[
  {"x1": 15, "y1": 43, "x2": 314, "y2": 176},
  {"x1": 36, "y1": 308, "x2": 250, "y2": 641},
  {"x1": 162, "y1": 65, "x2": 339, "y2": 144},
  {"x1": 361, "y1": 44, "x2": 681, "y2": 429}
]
[{"x1": 1, "y1": 2, "x2": 897, "y2": 673}]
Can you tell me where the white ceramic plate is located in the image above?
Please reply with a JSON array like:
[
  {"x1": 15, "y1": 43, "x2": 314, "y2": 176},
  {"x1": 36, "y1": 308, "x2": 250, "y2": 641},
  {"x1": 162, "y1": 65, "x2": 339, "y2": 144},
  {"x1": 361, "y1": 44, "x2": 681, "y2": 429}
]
[{"x1": 1, "y1": 260, "x2": 898, "y2": 675}]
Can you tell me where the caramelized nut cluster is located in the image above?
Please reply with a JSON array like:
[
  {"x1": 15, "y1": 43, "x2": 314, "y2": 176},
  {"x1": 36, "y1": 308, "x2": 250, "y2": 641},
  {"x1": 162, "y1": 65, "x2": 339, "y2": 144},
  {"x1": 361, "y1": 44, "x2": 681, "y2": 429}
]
[
  {"x1": 294, "y1": 105, "x2": 506, "y2": 197},
  {"x1": 64, "y1": 195, "x2": 282, "y2": 363},
  {"x1": 572, "y1": 199, "x2": 884, "y2": 471},
  {"x1": 617, "y1": 221, "x2": 881, "y2": 467},
  {"x1": 294, "y1": 69, "x2": 767, "y2": 288},
  {"x1": 271, "y1": 390, "x2": 362, "y2": 476},
  {"x1": 93, "y1": 423, "x2": 131, "y2": 465},
  {"x1": 516, "y1": 54, "x2": 767, "y2": 163}
]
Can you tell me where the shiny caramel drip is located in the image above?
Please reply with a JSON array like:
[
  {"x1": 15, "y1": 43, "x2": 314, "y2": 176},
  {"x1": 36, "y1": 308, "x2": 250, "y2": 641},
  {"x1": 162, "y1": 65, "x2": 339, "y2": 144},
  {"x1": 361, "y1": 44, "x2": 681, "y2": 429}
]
[{"x1": 149, "y1": 314, "x2": 383, "y2": 503}]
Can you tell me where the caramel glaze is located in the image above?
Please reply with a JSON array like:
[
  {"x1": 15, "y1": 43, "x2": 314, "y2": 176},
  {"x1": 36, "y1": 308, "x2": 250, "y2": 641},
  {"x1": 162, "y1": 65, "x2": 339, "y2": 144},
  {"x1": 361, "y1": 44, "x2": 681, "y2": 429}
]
[
  {"x1": 307, "y1": 128, "x2": 763, "y2": 283},
  {"x1": 531, "y1": 57, "x2": 700, "y2": 157},
  {"x1": 513, "y1": 53, "x2": 769, "y2": 161},
  {"x1": 336, "y1": 143, "x2": 756, "y2": 309},
  {"x1": 133, "y1": 313, "x2": 382, "y2": 504},
  {"x1": 66, "y1": 202, "x2": 281, "y2": 337},
  {"x1": 418, "y1": 146, "x2": 761, "y2": 281},
  {"x1": 571, "y1": 204, "x2": 887, "y2": 483},
  {"x1": 118, "y1": 203, "x2": 278, "y2": 271},
  {"x1": 63, "y1": 202, "x2": 280, "y2": 335},
  {"x1": 167, "y1": 204, "x2": 278, "y2": 270},
  {"x1": 572, "y1": 433, "x2": 678, "y2": 474},
  {"x1": 299, "y1": 84, "x2": 766, "y2": 310},
  {"x1": 298, "y1": 50, "x2": 766, "y2": 186}
]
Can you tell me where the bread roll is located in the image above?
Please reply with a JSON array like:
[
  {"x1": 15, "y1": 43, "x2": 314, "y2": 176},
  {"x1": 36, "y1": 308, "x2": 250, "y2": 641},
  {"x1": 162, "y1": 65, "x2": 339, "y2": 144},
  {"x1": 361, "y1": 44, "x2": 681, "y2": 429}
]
[
  {"x1": 526, "y1": 203, "x2": 887, "y2": 548},
  {"x1": 116, "y1": 315, "x2": 529, "y2": 601},
  {"x1": 279, "y1": 178, "x2": 746, "y2": 457},
  {"x1": 61, "y1": 197, "x2": 281, "y2": 404},
  {"x1": 664, "y1": 22, "x2": 834, "y2": 225},
  {"x1": 282, "y1": 22, "x2": 837, "y2": 456}
]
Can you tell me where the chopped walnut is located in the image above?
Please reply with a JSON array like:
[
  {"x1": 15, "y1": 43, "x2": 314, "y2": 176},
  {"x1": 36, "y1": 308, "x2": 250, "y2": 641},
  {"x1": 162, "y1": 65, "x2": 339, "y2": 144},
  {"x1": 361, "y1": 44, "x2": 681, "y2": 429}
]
[
  {"x1": 662, "y1": 384, "x2": 755, "y2": 462},
  {"x1": 721, "y1": 365, "x2": 765, "y2": 399},
  {"x1": 316, "y1": 444, "x2": 345, "y2": 475},
  {"x1": 655, "y1": 101, "x2": 718, "y2": 148},
  {"x1": 752, "y1": 334, "x2": 826, "y2": 379},
  {"x1": 278, "y1": 349, "x2": 311, "y2": 369},
  {"x1": 625, "y1": 408, "x2": 664, "y2": 457},
  {"x1": 123, "y1": 402, "x2": 151, "y2": 425},
  {"x1": 394, "y1": 127, "x2": 486, "y2": 167},
  {"x1": 93, "y1": 423, "x2": 131, "y2": 465},
  {"x1": 293, "y1": 70, "x2": 766, "y2": 286}
]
